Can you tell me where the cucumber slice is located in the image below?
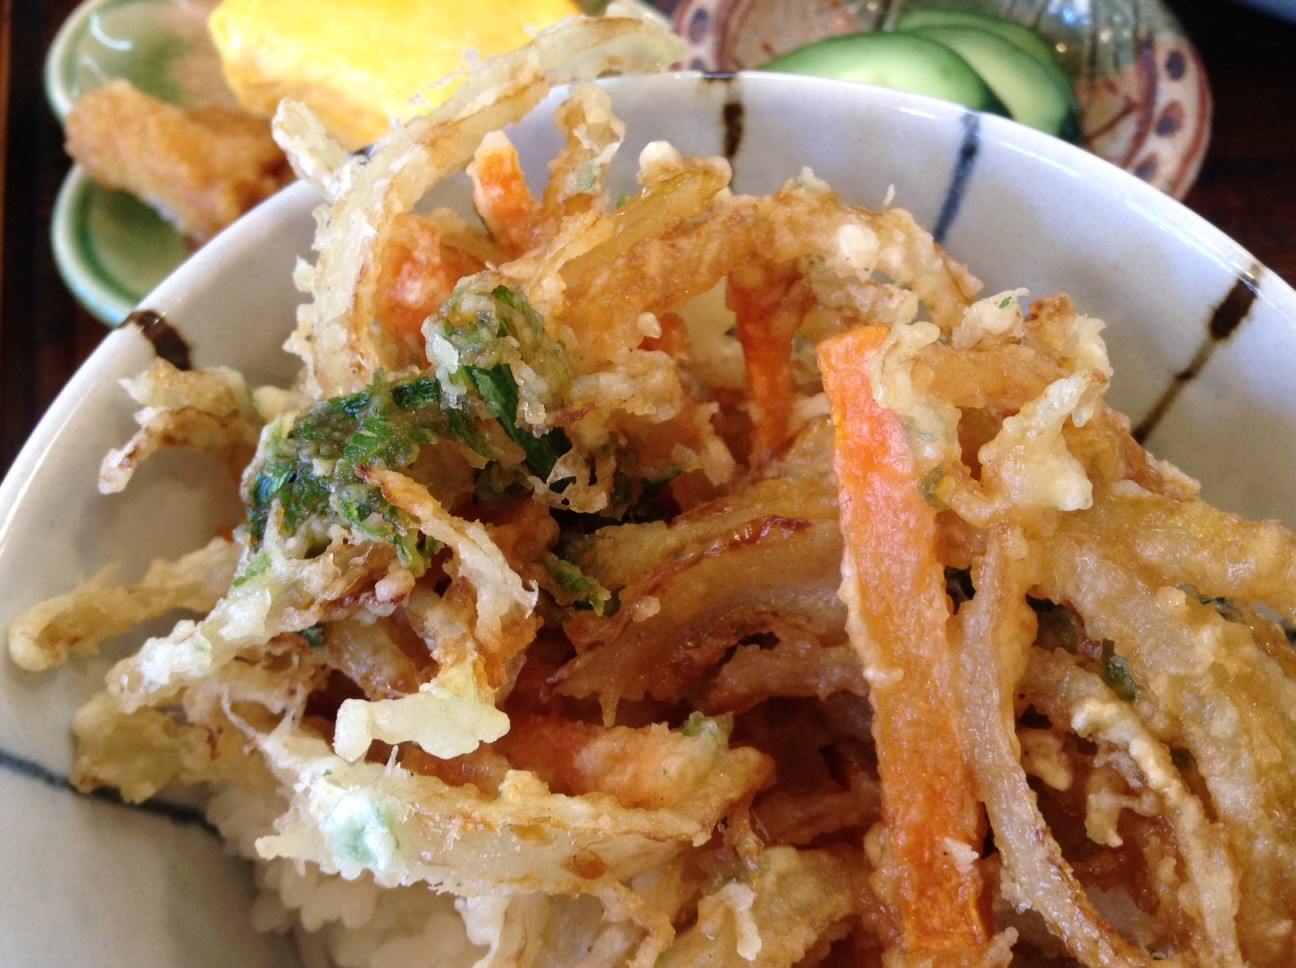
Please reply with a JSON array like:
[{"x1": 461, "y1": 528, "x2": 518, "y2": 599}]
[
  {"x1": 762, "y1": 32, "x2": 1010, "y2": 118},
  {"x1": 903, "y1": 24, "x2": 1081, "y2": 141},
  {"x1": 894, "y1": 8, "x2": 1070, "y2": 86}
]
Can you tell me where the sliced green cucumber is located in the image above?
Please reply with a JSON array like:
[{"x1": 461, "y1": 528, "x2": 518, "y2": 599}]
[
  {"x1": 902, "y1": 24, "x2": 1080, "y2": 141},
  {"x1": 894, "y1": 7, "x2": 1070, "y2": 87},
  {"x1": 762, "y1": 32, "x2": 1010, "y2": 118}
]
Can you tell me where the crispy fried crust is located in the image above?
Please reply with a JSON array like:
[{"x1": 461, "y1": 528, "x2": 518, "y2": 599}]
[{"x1": 64, "y1": 79, "x2": 293, "y2": 243}]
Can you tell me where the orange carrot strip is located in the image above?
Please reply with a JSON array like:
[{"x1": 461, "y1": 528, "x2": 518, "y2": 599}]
[
  {"x1": 374, "y1": 213, "x2": 484, "y2": 351},
  {"x1": 728, "y1": 262, "x2": 808, "y2": 463},
  {"x1": 640, "y1": 310, "x2": 690, "y2": 357},
  {"x1": 819, "y1": 324, "x2": 996, "y2": 963},
  {"x1": 469, "y1": 130, "x2": 540, "y2": 255}
]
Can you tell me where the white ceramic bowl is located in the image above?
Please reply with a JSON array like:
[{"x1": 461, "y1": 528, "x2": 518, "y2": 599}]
[{"x1": 3, "y1": 72, "x2": 1295, "y2": 967}]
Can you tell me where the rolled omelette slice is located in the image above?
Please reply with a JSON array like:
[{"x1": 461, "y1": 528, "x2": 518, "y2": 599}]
[{"x1": 209, "y1": 0, "x2": 582, "y2": 150}]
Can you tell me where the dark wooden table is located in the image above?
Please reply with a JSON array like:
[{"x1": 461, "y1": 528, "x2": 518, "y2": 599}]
[{"x1": 2, "y1": 0, "x2": 1294, "y2": 474}]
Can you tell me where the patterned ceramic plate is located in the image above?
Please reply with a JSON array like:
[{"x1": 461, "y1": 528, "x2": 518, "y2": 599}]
[
  {"x1": 672, "y1": 0, "x2": 1212, "y2": 199},
  {"x1": 3, "y1": 74, "x2": 1294, "y2": 964}
]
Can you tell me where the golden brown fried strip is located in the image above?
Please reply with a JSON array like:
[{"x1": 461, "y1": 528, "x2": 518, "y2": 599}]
[
  {"x1": 8, "y1": 537, "x2": 238, "y2": 672},
  {"x1": 98, "y1": 360, "x2": 262, "y2": 494},
  {"x1": 554, "y1": 514, "x2": 844, "y2": 715},
  {"x1": 655, "y1": 847, "x2": 864, "y2": 967},
  {"x1": 702, "y1": 630, "x2": 864, "y2": 715},
  {"x1": 956, "y1": 527, "x2": 1158, "y2": 967},
  {"x1": 1037, "y1": 503, "x2": 1296, "y2": 965},
  {"x1": 495, "y1": 711, "x2": 773, "y2": 812},
  {"x1": 1085, "y1": 484, "x2": 1296, "y2": 619},
  {"x1": 751, "y1": 771, "x2": 880, "y2": 848},
  {"x1": 64, "y1": 79, "x2": 292, "y2": 243},
  {"x1": 536, "y1": 83, "x2": 625, "y2": 233},
  {"x1": 556, "y1": 157, "x2": 734, "y2": 365},
  {"x1": 1022, "y1": 647, "x2": 1246, "y2": 967},
  {"x1": 318, "y1": 616, "x2": 430, "y2": 700},
  {"x1": 363, "y1": 467, "x2": 538, "y2": 687}
]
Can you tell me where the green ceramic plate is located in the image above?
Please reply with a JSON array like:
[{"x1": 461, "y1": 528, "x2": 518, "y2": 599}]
[
  {"x1": 51, "y1": 167, "x2": 193, "y2": 325},
  {"x1": 45, "y1": 0, "x2": 229, "y2": 325}
]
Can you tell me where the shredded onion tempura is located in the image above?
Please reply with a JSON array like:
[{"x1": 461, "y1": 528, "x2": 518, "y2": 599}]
[{"x1": 11, "y1": 12, "x2": 1296, "y2": 968}]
